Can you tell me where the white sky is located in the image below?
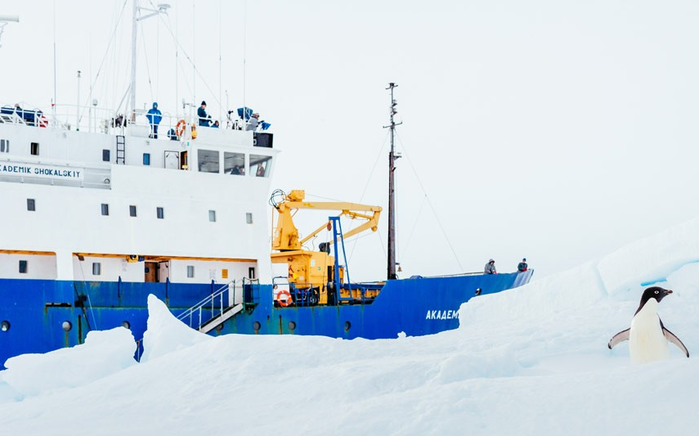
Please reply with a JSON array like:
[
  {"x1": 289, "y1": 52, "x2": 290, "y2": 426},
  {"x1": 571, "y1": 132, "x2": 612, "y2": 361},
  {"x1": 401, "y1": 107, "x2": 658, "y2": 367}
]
[{"x1": 2, "y1": 0, "x2": 699, "y2": 280}]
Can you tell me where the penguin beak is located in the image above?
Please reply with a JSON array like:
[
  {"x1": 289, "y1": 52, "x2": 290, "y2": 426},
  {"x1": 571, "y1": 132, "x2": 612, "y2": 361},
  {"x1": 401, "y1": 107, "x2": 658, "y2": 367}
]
[{"x1": 665, "y1": 289, "x2": 673, "y2": 295}]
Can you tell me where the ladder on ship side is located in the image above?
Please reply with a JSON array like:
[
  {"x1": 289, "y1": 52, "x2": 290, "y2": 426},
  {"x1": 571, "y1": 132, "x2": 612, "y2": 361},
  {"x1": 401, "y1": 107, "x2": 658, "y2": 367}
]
[
  {"x1": 178, "y1": 280, "x2": 246, "y2": 334},
  {"x1": 116, "y1": 135, "x2": 125, "y2": 164}
]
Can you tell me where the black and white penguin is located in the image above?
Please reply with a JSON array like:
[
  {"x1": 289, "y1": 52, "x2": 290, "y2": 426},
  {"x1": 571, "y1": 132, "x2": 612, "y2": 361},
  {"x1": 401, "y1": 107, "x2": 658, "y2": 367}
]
[{"x1": 608, "y1": 286, "x2": 689, "y2": 364}]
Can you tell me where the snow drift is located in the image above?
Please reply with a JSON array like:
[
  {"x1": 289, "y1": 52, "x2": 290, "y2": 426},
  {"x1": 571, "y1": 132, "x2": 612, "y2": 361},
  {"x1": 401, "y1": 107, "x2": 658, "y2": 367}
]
[{"x1": 1, "y1": 217, "x2": 699, "y2": 434}]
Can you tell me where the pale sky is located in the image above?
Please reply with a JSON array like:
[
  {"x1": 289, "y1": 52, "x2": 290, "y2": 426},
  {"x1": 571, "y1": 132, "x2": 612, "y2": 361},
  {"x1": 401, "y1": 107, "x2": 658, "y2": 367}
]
[{"x1": 2, "y1": 0, "x2": 699, "y2": 281}]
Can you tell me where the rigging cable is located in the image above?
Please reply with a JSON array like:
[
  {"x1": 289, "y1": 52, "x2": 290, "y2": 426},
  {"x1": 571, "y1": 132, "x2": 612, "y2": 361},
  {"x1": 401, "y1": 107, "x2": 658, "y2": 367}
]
[
  {"x1": 78, "y1": 0, "x2": 129, "y2": 118},
  {"x1": 139, "y1": 17, "x2": 155, "y2": 104},
  {"x1": 243, "y1": 0, "x2": 247, "y2": 112},
  {"x1": 154, "y1": 11, "x2": 224, "y2": 110},
  {"x1": 218, "y1": 0, "x2": 222, "y2": 118},
  {"x1": 395, "y1": 130, "x2": 465, "y2": 272},
  {"x1": 52, "y1": 0, "x2": 57, "y2": 122},
  {"x1": 347, "y1": 129, "x2": 391, "y2": 264}
]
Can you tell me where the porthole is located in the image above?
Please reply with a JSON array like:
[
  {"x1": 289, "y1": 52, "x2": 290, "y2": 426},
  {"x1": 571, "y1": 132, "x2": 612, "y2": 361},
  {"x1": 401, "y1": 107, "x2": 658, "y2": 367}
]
[
  {"x1": 253, "y1": 321, "x2": 261, "y2": 332},
  {"x1": 344, "y1": 321, "x2": 351, "y2": 332},
  {"x1": 1, "y1": 320, "x2": 10, "y2": 332},
  {"x1": 62, "y1": 321, "x2": 72, "y2": 331},
  {"x1": 122, "y1": 321, "x2": 131, "y2": 330},
  {"x1": 288, "y1": 321, "x2": 296, "y2": 332}
]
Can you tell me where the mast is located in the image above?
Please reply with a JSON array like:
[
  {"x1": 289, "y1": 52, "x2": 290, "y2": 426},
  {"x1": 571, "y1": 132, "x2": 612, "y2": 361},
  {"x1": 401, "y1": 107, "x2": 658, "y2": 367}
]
[
  {"x1": 129, "y1": 1, "x2": 171, "y2": 122},
  {"x1": 129, "y1": 0, "x2": 139, "y2": 122},
  {"x1": 384, "y1": 83, "x2": 402, "y2": 280}
]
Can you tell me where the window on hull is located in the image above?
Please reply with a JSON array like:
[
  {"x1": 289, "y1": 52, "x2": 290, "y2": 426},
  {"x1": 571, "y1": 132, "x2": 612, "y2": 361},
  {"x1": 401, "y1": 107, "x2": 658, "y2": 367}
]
[
  {"x1": 198, "y1": 149, "x2": 220, "y2": 173},
  {"x1": 250, "y1": 154, "x2": 272, "y2": 178},
  {"x1": 224, "y1": 152, "x2": 245, "y2": 175}
]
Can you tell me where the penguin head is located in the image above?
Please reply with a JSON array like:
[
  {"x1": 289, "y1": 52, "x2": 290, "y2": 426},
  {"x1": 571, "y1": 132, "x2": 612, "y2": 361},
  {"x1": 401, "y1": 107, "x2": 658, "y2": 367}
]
[{"x1": 641, "y1": 286, "x2": 673, "y2": 304}]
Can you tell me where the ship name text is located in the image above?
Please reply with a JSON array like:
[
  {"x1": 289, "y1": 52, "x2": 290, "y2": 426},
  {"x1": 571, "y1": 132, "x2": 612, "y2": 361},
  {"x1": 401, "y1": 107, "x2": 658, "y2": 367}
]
[
  {"x1": 0, "y1": 164, "x2": 83, "y2": 180},
  {"x1": 425, "y1": 309, "x2": 459, "y2": 320}
]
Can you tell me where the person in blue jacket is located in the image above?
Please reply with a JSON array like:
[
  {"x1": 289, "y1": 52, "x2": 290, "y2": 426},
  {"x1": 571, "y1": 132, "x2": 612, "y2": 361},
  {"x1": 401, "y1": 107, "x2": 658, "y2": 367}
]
[
  {"x1": 198, "y1": 101, "x2": 211, "y2": 127},
  {"x1": 146, "y1": 102, "x2": 162, "y2": 138}
]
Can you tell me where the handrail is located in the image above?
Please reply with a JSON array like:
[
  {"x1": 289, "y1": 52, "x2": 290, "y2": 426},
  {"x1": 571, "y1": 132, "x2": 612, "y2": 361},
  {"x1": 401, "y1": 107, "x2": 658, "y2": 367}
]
[
  {"x1": 0, "y1": 101, "x2": 246, "y2": 136},
  {"x1": 177, "y1": 280, "x2": 236, "y2": 330}
]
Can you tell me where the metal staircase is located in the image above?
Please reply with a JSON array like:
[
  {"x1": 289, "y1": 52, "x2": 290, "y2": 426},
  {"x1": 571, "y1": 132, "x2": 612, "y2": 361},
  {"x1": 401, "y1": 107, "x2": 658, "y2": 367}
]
[{"x1": 177, "y1": 280, "x2": 254, "y2": 333}]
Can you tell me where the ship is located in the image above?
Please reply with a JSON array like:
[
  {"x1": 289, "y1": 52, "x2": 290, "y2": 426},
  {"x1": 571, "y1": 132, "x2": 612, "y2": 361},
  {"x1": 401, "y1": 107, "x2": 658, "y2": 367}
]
[{"x1": 0, "y1": 6, "x2": 532, "y2": 368}]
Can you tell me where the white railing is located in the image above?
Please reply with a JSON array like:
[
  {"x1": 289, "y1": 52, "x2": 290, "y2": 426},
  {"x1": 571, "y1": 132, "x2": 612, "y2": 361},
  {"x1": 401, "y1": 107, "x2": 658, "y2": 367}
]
[
  {"x1": 1, "y1": 101, "x2": 264, "y2": 138},
  {"x1": 177, "y1": 280, "x2": 239, "y2": 331}
]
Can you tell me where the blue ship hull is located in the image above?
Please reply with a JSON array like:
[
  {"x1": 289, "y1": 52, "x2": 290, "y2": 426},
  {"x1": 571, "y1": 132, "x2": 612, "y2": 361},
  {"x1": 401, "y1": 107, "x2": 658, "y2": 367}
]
[{"x1": 0, "y1": 271, "x2": 532, "y2": 368}]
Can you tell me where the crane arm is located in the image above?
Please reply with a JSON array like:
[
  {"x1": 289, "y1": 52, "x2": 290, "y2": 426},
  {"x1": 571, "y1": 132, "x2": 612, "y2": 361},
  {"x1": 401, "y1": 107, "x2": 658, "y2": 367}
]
[{"x1": 272, "y1": 190, "x2": 382, "y2": 251}]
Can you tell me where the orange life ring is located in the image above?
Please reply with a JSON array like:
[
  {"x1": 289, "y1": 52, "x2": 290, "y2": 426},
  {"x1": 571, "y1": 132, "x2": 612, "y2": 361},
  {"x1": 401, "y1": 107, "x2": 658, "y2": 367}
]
[
  {"x1": 275, "y1": 289, "x2": 293, "y2": 307},
  {"x1": 175, "y1": 119, "x2": 186, "y2": 137}
]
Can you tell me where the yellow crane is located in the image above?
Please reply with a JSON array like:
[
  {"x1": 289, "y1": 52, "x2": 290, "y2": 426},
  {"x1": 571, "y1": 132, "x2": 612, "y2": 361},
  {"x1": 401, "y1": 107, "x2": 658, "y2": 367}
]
[{"x1": 269, "y1": 189, "x2": 382, "y2": 305}]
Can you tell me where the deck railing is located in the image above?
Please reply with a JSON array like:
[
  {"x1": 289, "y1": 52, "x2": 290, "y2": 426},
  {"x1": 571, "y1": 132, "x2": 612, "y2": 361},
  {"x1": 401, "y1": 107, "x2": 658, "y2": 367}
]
[{"x1": 177, "y1": 280, "x2": 238, "y2": 330}]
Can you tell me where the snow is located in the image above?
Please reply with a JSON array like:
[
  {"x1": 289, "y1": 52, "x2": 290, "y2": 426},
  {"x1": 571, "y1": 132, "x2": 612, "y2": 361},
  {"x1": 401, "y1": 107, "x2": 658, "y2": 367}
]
[{"x1": 2, "y1": 218, "x2": 699, "y2": 434}]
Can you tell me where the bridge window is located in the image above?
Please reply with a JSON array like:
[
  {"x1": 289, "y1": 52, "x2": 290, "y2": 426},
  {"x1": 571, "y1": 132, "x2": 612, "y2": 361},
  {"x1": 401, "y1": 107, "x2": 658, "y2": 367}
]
[
  {"x1": 30, "y1": 142, "x2": 39, "y2": 156},
  {"x1": 157, "y1": 207, "x2": 164, "y2": 219},
  {"x1": 224, "y1": 152, "x2": 245, "y2": 175},
  {"x1": 27, "y1": 198, "x2": 36, "y2": 211},
  {"x1": 92, "y1": 262, "x2": 101, "y2": 276},
  {"x1": 250, "y1": 155, "x2": 271, "y2": 178},
  {"x1": 198, "y1": 149, "x2": 219, "y2": 173},
  {"x1": 19, "y1": 260, "x2": 28, "y2": 274},
  {"x1": 246, "y1": 212, "x2": 253, "y2": 224},
  {"x1": 101, "y1": 203, "x2": 109, "y2": 216},
  {"x1": 129, "y1": 205, "x2": 137, "y2": 217},
  {"x1": 187, "y1": 265, "x2": 195, "y2": 278},
  {"x1": 0, "y1": 139, "x2": 8, "y2": 152},
  {"x1": 209, "y1": 210, "x2": 216, "y2": 222},
  {"x1": 143, "y1": 153, "x2": 151, "y2": 166},
  {"x1": 102, "y1": 149, "x2": 110, "y2": 162}
]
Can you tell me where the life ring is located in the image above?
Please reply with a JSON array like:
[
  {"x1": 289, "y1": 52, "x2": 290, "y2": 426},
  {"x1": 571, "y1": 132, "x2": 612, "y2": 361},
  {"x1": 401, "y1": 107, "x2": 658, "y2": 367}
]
[
  {"x1": 175, "y1": 119, "x2": 186, "y2": 137},
  {"x1": 275, "y1": 289, "x2": 293, "y2": 307}
]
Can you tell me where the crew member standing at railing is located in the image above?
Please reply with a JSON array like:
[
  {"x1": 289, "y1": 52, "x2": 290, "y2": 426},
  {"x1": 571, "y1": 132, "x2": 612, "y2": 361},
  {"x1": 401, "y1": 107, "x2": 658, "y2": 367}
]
[
  {"x1": 146, "y1": 102, "x2": 162, "y2": 138},
  {"x1": 198, "y1": 101, "x2": 211, "y2": 127}
]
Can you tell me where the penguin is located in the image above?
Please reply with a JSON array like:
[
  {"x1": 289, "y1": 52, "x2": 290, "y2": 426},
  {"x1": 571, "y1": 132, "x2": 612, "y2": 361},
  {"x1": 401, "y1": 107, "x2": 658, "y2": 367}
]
[{"x1": 608, "y1": 286, "x2": 689, "y2": 364}]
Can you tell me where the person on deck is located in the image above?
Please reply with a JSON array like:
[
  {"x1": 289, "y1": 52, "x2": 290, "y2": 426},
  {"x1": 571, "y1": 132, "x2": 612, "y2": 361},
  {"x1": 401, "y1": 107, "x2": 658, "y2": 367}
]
[
  {"x1": 256, "y1": 163, "x2": 265, "y2": 177},
  {"x1": 484, "y1": 259, "x2": 497, "y2": 275},
  {"x1": 212, "y1": 120, "x2": 220, "y2": 128},
  {"x1": 246, "y1": 112, "x2": 260, "y2": 131},
  {"x1": 146, "y1": 102, "x2": 162, "y2": 138},
  {"x1": 517, "y1": 258, "x2": 528, "y2": 272},
  {"x1": 198, "y1": 101, "x2": 211, "y2": 127}
]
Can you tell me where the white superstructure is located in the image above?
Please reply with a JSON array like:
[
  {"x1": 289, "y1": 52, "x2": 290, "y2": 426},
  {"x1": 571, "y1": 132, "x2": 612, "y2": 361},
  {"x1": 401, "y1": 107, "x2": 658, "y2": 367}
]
[{"x1": 0, "y1": 108, "x2": 277, "y2": 285}]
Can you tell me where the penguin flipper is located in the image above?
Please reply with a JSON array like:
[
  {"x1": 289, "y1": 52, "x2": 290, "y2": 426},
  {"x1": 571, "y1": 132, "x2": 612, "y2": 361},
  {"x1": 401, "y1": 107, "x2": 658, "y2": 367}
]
[
  {"x1": 608, "y1": 328, "x2": 630, "y2": 350},
  {"x1": 663, "y1": 327, "x2": 690, "y2": 358}
]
